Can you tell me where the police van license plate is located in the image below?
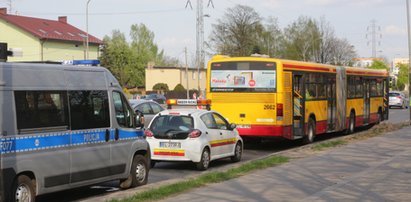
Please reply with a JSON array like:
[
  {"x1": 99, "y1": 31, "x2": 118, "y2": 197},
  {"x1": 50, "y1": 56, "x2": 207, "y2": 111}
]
[{"x1": 160, "y1": 142, "x2": 181, "y2": 149}]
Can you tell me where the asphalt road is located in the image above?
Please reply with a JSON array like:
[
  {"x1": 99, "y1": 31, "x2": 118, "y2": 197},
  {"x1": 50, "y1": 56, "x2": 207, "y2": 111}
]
[{"x1": 37, "y1": 108, "x2": 410, "y2": 202}]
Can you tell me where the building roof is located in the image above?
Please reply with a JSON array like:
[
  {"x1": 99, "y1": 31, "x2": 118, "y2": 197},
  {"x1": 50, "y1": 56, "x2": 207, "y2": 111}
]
[{"x1": 0, "y1": 8, "x2": 102, "y2": 44}]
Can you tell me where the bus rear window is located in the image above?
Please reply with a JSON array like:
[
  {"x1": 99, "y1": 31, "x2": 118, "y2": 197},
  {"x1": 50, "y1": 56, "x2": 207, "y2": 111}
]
[{"x1": 210, "y1": 62, "x2": 276, "y2": 93}]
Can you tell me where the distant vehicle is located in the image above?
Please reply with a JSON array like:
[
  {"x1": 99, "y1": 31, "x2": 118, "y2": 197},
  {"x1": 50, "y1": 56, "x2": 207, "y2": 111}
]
[
  {"x1": 389, "y1": 91, "x2": 408, "y2": 109},
  {"x1": 0, "y1": 62, "x2": 149, "y2": 202},
  {"x1": 129, "y1": 99, "x2": 165, "y2": 129},
  {"x1": 145, "y1": 99, "x2": 243, "y2": 170},
  {"x1": 142, "y1": 93, "x2": 167, "y2": 104}
]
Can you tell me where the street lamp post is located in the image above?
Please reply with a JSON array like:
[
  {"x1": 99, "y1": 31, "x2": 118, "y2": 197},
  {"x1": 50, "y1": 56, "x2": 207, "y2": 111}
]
[
  {"x1": 86, "y1": 0, "x2": 91, "y2": 60},
  {"x1": 406, "y1": 0, "x2": 411, "y2": 121}
]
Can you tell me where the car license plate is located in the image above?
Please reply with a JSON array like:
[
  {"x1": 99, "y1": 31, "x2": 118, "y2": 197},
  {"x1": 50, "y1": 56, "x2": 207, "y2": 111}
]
[{"x1": 160, "y1": 142, "x2": 181, "y2": 149}]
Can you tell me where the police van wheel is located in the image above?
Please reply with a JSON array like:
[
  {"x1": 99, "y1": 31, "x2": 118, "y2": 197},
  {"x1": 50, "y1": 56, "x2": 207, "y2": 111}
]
[
  {"x1": 12, "y1": 175, "x2": 36, "y2": 202},
  {"x1": 120, "y1": 155, "x2": 148, "y2": 189},
  {"x1": 230, "y1": 142, "x2": 242, "y2": 162},
  {"x1": 196, "y1": 148, "x2": 210, "y2": 171}
]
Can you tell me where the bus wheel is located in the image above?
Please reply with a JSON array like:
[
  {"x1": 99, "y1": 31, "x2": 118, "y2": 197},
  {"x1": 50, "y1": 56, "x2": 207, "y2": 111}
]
[
  {"x1": 196, "y1": 148, "x2": 210, "y2": 170},
  {"x1": 12, "y1": 175, "x2": 36, "y2": 202},
  {"x1": 120, "y1": 155, "x2": 148, "y2": 189},
  {"x1": 346, "y1": 112, "x2": 355, "y2": 134},
  {"x1": 377, "y1": 110, "x2": 383, "y2": 124},
  {"x1": 230, "y1": 142, "x2": 243, "y2": 163},
  {"x1": 303, "y1": 118, "x2": 316, "y2": 144}
]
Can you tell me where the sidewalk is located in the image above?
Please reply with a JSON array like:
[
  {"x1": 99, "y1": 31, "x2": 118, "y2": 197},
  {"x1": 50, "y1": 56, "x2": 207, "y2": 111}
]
[{"x1": 162, "y1": 126, "x2": 411, "y2": 202}]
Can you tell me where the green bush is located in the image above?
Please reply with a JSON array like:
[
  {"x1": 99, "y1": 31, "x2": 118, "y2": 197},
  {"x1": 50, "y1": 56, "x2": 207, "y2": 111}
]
[
  {"x1": 173, "y1": 84, "x2": 186, "y2": 92},
  {"x1": 153, "y1": 83, "x2": 169, "y2": 91}
]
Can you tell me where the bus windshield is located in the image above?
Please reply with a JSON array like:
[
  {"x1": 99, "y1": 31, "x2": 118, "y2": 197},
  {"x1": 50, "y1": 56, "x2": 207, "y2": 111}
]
[{"x1": 210, "y1": 61, "x2": 276, "y2": 93}]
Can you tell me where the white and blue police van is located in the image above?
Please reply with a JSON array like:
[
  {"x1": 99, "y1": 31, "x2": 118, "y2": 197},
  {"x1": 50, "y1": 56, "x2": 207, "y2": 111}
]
[{"x1": 0, "y1": 62, "x2": 150, "y2": 201}]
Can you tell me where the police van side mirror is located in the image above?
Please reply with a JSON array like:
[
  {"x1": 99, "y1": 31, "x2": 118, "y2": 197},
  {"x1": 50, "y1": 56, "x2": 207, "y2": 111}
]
[{"x1": 135, "y1": 111, "x2": 144, "y2": 129}]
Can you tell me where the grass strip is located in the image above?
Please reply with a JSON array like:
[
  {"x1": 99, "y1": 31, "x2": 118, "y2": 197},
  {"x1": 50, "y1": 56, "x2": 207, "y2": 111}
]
[
  {"x1": 113, "y1": 155, "x2": 289, "y2": 202},
  {"x1": 311, "y1": 139, "x2": 348, "y2": 151}
]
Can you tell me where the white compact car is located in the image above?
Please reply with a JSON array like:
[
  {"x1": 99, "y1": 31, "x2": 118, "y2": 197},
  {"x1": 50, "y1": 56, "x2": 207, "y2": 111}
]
[{"x1": 144, "y1": 99, "x2": 243, "y2": 170}]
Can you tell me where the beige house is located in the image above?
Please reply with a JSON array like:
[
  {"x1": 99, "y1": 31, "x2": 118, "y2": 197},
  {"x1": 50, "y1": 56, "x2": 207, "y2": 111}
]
[
  {"x1": 0, "y1": 8, "x2": 102, "y2": 62},
  {"x1": 145, "y1": 66, "x2": 206, "y2": 92}
]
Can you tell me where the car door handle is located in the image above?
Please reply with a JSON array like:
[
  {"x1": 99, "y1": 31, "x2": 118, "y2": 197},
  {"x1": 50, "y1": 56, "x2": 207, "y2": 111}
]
[
  {"x1": 220, "y1": 132, "x2": 223, "y2": 135},
  {"x1": 115, "y1": 128, "x2": 119, "y2": 141},
  {"x1": 105, "y1": 129, "x2": 110, "y2": 142}
]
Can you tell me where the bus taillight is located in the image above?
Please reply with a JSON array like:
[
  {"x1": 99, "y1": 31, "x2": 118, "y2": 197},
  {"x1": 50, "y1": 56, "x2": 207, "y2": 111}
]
[{"x1": 276, "y1": 103, "x2": 283, "y2": 120}]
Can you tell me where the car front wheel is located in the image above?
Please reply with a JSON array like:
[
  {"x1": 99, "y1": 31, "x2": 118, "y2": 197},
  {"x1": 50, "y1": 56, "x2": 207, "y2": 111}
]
[
  {"x1": 230, "y1": 142, "x2": 242, "y2": 162},
  {"x1": 12, "y1": 175, "x2": 36, "y2": 202},
  {"x1": 120, "y1": 155, "x2": 148, "y2": 189}
]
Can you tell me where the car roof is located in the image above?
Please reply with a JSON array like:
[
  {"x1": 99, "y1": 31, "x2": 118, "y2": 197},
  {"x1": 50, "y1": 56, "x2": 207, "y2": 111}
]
[
  {"x1": 159, "y1": 109, "x2": 214, "y2": 117},
  {"x1": 128, "y1": 99, "x2": 158, "y2": 105}
]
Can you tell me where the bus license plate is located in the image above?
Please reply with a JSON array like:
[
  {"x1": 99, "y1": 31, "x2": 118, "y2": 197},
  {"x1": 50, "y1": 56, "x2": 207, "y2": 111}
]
[
  {"x1": 160, "y1": 142, "x2": 181, "y2": 149},
  {"x1": 237, "y1": 124, "x2": 251, "y2": 129}
]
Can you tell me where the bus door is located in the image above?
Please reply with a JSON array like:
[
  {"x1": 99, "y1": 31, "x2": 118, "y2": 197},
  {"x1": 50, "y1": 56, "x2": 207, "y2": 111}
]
[
  {"x1": 327, "y1": 77, "x2": 337, "y2": 130},
  {"x1": 292, "y1": 74, "x2": 304, "y2": 137},
  {"x1": 364, "y1": 80, "x2": 371, "y2": 124}
]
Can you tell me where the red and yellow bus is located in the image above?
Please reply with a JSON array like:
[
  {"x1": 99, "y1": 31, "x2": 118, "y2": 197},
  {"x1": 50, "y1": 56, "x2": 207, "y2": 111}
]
[{"x1": 206, "y1": 55, "x2": 389, "y2": 143}]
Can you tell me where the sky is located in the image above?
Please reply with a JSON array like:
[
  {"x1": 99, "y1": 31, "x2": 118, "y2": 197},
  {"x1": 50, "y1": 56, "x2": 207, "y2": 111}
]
[{"x1": 1, "y1": 0, "x2": 409, "y2": 65}]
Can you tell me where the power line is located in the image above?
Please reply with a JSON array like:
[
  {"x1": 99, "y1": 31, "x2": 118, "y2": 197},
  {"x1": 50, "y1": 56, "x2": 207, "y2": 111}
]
[{"x1": 18, "y1": 8, "x2": 186, "y2": 16}]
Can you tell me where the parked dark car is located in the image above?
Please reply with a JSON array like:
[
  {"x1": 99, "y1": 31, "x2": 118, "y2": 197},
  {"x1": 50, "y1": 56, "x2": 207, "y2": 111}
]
[{"x1": 142, "y1": 93, "x2": 167, "y2": 104}]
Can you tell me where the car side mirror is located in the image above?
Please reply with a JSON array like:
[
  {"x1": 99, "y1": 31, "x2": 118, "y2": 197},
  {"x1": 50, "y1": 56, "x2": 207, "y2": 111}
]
[
  {"x1": 135, "y1": 111, "x2": 145, "y2": 129},
  {"x1": 229, "y1": 123, "x2": 237, "y2": 130}
]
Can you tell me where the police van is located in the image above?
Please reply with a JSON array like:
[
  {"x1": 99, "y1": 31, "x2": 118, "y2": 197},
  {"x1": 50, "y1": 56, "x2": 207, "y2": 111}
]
[{"x1": 0, "y1": 62, "x2": 150, "y2": 201}]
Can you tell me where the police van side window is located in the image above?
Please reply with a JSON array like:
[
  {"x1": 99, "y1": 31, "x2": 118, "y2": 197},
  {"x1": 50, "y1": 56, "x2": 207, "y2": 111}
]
[
  {"x1": 113, "y1": 91, "x2": 134, "y2": 128},
  {"x1": 15, "y1": 91, "x2": 69, "y2": 132},
  {"x1": 69, "y1": 91, "x2": 110, "y2": 130}
]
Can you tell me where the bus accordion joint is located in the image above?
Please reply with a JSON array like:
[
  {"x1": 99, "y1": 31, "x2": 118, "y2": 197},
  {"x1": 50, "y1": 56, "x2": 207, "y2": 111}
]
[
  {"x1": 166, "y1": 99, "x2": 212, "y2": 110},
  {"x1": 276, "y1": 103, "x2": 283, "y2": 121}
]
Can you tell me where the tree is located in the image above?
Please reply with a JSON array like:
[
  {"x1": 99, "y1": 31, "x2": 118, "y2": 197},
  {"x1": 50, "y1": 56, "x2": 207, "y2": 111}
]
[
  {"x1": 329, "y1": 38, "x2": 357, "y2": 65},
  {"x1": 100, "y1": 30, "x2": 142, "y2": 87},
  {"x1": 209, "y1": 5, "x2": 263, "y2": 56},
  {"x1": 258, "y1": 16, "x2": 283, "y2": 57},
  {"x1": 100, "y1": 24, "x2": 175, "y2": 88},
  {"x1": 282, "y1": 16, "x2": 321, "y2": 61},
  {"x1": 395, "y1": 63, "x2": 408, "y2": 91},
  {"x1": 369, "y1": 60, "x2": 389, "y2": 70},
  {"x1": 281, "y1": 16, "x2": 357, "y2": 64},
  {"x1": 153, "y1": 83, "x2": 169, "y2": 91}
]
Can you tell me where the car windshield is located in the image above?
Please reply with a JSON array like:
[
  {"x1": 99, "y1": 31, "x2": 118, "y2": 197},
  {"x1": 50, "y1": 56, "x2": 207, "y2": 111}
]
[
  {"x1": 389, "y1": 93, "x2": 400, "y2": 97},
  {"x1": 151, "y1": 115, "x2": 193, "y2": 131},
  {"x1": 150, "y1": 115, "x2": 194, "y2": 139}
]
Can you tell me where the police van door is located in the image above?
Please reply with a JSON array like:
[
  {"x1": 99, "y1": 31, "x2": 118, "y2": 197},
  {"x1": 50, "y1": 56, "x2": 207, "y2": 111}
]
[
  {"x1": 110, "y1": 91, "x2": 144, "y2": 176},
  {"x1": 69, "y1": 91, "x2": 112, "y2": 183}
]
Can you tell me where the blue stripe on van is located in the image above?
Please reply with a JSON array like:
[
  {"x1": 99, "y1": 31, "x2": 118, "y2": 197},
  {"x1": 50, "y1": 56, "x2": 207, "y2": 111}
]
[{"x1": 0, "y1": 128, "x2": 144, "y2": 154}]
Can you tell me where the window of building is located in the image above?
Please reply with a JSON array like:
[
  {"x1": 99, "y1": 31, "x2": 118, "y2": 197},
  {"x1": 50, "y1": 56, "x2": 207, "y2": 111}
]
[{"x1": 192, "y1": 71, "x2": 196, "y2": 80}]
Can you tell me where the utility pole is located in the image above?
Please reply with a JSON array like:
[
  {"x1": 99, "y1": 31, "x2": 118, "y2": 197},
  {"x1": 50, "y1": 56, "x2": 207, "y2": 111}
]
[
  {"x1": 406, "y1": 0, "x2": 411, "y2": 120},
  {"x1": 185, "y1": 47, "x2": 189, "y2": 99},
  {"x1": 186, "y1": 0, "x2": 214, "y2": 96},
  {"x1": 366, "y1": 19, "x2": 382, "y2": 58},
  {"x1": 86, "y1": 0, "x2": 91, "y2": 60}
]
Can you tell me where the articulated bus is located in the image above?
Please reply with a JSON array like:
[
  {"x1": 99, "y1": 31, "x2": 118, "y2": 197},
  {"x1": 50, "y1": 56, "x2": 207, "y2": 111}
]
[{"x1": 206, "y1": 55, "x2": 389, "y2": 143}]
